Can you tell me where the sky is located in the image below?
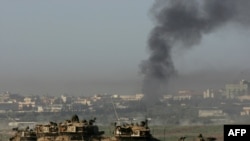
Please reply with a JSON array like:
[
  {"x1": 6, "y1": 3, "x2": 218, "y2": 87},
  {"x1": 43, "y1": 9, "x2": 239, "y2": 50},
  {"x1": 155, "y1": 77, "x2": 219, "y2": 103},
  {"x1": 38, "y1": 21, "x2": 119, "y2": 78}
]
[{"x1": 1, "y1": 0, "x2": 250, "y2": 96}]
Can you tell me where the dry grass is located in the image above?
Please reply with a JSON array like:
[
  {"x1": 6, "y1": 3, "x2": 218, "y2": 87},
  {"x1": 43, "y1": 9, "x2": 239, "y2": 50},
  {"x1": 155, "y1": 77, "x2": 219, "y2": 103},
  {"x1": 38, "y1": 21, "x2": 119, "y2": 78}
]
[{"x1": 151, "y1": 125, "x2": 224, "y2": 141}]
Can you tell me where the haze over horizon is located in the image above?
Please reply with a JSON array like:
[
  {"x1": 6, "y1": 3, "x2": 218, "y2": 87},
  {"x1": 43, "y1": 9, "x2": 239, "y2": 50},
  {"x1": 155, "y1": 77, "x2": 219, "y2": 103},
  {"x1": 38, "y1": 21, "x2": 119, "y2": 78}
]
[{"x1": 1, "y1": 0, "x2": 250, "y2": 96}]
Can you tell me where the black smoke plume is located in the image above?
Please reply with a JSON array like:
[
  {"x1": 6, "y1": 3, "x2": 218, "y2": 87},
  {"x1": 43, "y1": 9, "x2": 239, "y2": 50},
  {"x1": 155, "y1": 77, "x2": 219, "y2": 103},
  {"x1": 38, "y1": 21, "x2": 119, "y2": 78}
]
[{"x1": 140, "y1": 0, "x2": 250, "y2": 103}]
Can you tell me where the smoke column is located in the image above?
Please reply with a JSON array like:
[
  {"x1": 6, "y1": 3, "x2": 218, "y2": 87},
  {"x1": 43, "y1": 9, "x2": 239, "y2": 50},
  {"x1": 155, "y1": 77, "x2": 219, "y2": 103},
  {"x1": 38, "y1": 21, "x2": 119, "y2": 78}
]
[{"x1": 140, "y1": 0, "x2": 250, "y2": 103}]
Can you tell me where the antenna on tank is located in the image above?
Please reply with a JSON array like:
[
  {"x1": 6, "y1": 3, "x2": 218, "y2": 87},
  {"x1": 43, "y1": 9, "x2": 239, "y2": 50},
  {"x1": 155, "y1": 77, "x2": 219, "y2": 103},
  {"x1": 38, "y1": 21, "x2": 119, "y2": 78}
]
[{"x1": 111, "y1": 96, "x2": 119, "y2": 121}]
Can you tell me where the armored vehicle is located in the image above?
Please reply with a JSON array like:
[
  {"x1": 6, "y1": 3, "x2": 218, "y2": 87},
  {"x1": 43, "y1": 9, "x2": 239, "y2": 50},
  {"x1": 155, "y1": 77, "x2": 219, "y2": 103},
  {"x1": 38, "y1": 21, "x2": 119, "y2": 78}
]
[
  {"x1": 35, "y1": 121, "x2": 58, "y2": 141},
  {"x1": 35, "y1": 114, "x2": 105, "y2": 141},
  {"x1": 9, "y1": 127, "x2": 37, "y2": 141},
  {"x1": 111, "y1": 119, "x2": 159, "y2": 141},
  {"x1": 56, "y1": 114, "x2": 104, "y2": 141}
]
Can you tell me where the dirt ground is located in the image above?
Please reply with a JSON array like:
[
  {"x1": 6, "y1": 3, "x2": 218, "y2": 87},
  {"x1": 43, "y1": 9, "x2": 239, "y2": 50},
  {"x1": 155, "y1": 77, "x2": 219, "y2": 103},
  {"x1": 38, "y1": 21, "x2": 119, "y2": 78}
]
[{"x1": 149, "y1": 125, "x2": 224, "y2": 141}]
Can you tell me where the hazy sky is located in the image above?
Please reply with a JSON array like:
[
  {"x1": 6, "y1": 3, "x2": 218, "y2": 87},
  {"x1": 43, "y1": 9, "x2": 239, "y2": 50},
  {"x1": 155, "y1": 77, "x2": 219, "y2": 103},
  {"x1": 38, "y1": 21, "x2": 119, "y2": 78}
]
[{"x1": 1, "y1": 0, "x2": 250, "y2": 96}]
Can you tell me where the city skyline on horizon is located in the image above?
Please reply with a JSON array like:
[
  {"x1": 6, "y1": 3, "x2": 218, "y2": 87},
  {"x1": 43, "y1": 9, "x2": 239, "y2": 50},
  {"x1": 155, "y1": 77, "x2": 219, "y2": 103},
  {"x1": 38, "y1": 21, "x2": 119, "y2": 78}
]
[{"x1": 1, "y1": 0, "x2": 250, "y2": 96}]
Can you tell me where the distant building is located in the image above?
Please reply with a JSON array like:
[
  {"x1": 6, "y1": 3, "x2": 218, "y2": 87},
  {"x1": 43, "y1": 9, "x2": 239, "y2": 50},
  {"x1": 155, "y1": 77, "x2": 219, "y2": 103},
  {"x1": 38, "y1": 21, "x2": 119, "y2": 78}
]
[
  {"x1": 37, "y1": 106, "x2": 44, "y2": 112},
  {"x1": 162, "y1": 91, "x2": 194, "y2": 101},
  {"x1": 118, "y1": 94, "x2": 144, "y2": 101},
  {"x1": 61, "y1": 95, "x2": 67, "y2": 103},
  {"x1": 162, "y1": 95, "x2": 173, "y2": 100},
  {"x1": 92, "y1": 94, "x2": 102, "y2": 102},
  {"x1": 18, "y1": 97, "x2": 35, "y2": 110},
  {"x1": 0, "y1": 91, "x2": 11, "y2": 102},
  {"x1": 173, "y1": 95, "x2": 191, "y2": 101},
  {"x1": 203, "y1": 89, "x2": 214, "y2": 99},
  {"x1": 42, "y1": 104, "x2": 63, "y2": 112},
  {"x1": 225, "y1": 80, "x2": 249, "y2": 99},
  {"x1": 198, "y1": 109, "x2": 226, "y2": 117},
  {"x1": 172, "y1": 90, "x2": 192, "y2": 100},
  {"x1": 115, "y1": 102, "x2": 128, "y2": 109},
  {"x1": 240, "y1": 107, "x2": 250, "y2": 116},
  {"x1": 74, "y1": 97, "x2": 91, "y2": 105},
  {"x1": 91, "y1": 93, "x2": 112, "y2": 102},
  {"x1": 238, "y1": 95, "x2": 250, "y2": 102}
]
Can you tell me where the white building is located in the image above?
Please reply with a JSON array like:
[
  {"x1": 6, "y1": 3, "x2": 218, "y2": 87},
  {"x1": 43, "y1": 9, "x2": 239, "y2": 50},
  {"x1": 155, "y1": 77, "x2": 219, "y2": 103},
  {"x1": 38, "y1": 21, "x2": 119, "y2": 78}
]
[
  {"x1": 18, "y1": 97, "x2": 35, "y2": 110},
  {"x1": 198, "y1": 109, "x2": 226, "y2": 117},
  {"x1": 119, "y1": 94, "x2": 144, "y2": 101},
  {"x1": 240, "y1": 107, "x2": 250, "y2": 116},
  {"x1": 203, "y1": 89, "x2": 214, "y2": 99}
]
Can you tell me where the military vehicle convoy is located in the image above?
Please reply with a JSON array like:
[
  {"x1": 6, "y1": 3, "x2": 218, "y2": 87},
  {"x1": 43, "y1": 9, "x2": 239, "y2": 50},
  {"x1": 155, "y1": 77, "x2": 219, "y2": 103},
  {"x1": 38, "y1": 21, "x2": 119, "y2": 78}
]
[
  {"x1": 9, "y1": 114, "x2": 159, "y2": 141},
  {"x1": 9, "y1": 114, "x2": 217, "y2": 141},
  {"x1": 9, "y1": 114, "x2": 105, "y2": 141}
]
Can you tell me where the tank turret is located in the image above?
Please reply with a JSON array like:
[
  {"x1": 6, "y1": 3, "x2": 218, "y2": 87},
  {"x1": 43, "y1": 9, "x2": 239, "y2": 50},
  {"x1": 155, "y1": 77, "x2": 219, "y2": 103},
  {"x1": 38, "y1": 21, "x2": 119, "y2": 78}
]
[{"x1": 35, "y1": 121, "x2": 58, "y2": 141}]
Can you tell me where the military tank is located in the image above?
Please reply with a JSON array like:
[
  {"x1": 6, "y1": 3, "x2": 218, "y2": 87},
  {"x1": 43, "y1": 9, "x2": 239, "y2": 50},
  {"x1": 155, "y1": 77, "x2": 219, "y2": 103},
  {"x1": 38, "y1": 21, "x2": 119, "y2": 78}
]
[
  {"x1": 56, "y1": 114, "x2": 104, "y2": 141},
  {"x1": 35, "y1": 121, "x2": 58, "y2": 141},
  {"x1": 9, "y1": 127, "x2": 37, "y2": 141},
  {"x1": 110, "y1": 119, "x2": 159, "y2": 141},
  {"x1": 34, "y1": 114, "x2": 105, "y2": 141}
]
